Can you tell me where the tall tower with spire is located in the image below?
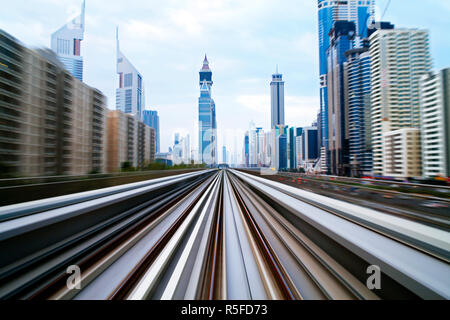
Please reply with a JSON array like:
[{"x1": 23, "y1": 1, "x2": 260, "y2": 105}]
[
  {"x1": 198, "y1": 55, "x2": 217, "y2": 165},
  {"x1": 270, "y1": 66, "x2": 285, "y2": 128},
  {"x1": 51, "y1": 0, "x2": 85, "y2": 81}
]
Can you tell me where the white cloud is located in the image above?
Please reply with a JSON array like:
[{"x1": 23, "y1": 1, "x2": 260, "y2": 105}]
[{"x1": 2, "y1": 0, "x2": 448, "y2": 156}]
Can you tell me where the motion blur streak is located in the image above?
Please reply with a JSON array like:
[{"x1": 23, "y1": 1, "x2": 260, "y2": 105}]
[{"x1": 0, "y1": 170, "x2": 448, "y2": 300}]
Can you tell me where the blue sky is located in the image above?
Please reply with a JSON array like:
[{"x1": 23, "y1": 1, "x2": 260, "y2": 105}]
[{"x1": 1, "y1": 0, "x2": 450, "y2": 159}]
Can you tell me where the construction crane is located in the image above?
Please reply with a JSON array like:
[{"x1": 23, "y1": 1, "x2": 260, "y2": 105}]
[{"x1": 381, "y1": 0, "x2": 392, "y2": 20}]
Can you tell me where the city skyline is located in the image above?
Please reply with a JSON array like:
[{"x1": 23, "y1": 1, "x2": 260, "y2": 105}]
[{"x1": 2, "y1": 0, "x2": 450, "y2": 157}]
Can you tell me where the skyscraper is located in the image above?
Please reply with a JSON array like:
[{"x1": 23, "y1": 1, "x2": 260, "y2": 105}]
[
  {"x1": 327, "y1": 21, "x2": 355, "y2": 176},
  {"x1": 142, "y1": 110, "x2": 160, "y2": 154},
  {"x1": 272, "y1": 125, "x2": 288, "y2": 170},
  {"x1": 51, "y1": 0, "x2": 85, "y2": 81},
  {"x1": 222, "y1": 146, "x2": 227, "y2": 164},
  {"x1": 198, "y1": 55, "x2": 217, "y2": 165},
  {"x1": 1, "y1": 30, "x2": 107, "y2": 176},
  {"x1": 345, "y1": 45, "x2": 373, "y2": 175},
  {"x1": 370, "y1": 28, "x2": 432, "y2": 176},
  {"x1": 270, "y1": 68, "x2": 285, "y2": 129},
  {"x1": 297, "y1": 127, "x2": 319, "y2": 172},
  {"x1": 116, "y1": 28, "x2": 145, "y2": 121},
  {"x1": 243, "y1": 132, "x2": 250, "y2": 167},
  {"x1": 289, "y1": 127, "x2": 303, "y2": 170},
  {"x1": 420, "y1": 69, "x2": 450, "y2": 178},
  {"x1": 317, "y1": 0, "x2": 374, "y2": 171}
]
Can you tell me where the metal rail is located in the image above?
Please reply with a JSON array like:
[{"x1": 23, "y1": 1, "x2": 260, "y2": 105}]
[{"x1": 0, "y1": 169, "x2": 448, "y2": 300}]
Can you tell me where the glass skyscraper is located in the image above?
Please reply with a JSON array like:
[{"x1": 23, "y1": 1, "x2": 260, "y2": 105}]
[
  {"x1": 198, "y1": 56, "x2": 217, "y2": 165},
  {"x1": 327, "y1": 21, "x2": 355, "y2": 176},
  {"x1": 317, "y1": 0, "x2": 374, "y2": 172},
  {"x1": 345, "y1": 45, "x2": 373, "y2": 175},
  {"x1": 143, "y1": 110, "x2": 160, "y2": 154},
  {"x1": 51, "y1": 0, "x2": 85, "y2": 82},
  {"x1": 116, "y1": 28, "x2": 145, "y2": 121}
]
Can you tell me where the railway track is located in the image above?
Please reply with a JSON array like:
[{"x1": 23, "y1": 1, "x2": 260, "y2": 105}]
[{"x1": 0, "y1": 169, "x2": 448, "y2": 300}]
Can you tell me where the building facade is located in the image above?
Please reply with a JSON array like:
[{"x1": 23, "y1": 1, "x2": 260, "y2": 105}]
[
  {"x1": 51, "y1": 0, "x2": 85, "y2": 81},
  {"x1": 198, "y1": 55, "x2": 217, "y2": 165},
  {"x1": 270, "y1": 70, "x2": 285, "y2": 129},
  {"x1": 106, "y1": 110, "x2": 155, "y2": 172},
  {"x1": 288, "y1": 127, "x2": 303, "y2": 170},
  {"x1": 345, "y1": 45, "x2": 373, "y2": 175},
  {"x1": 420, "y1": 69, "x2": 450, "y2": 178},
  {"x1": 370, "y1": 28, "x2": 432, "y2": 175},
  {"x1": 327, "y1": 21, "x2": 355, "y2": 176},
  {"x1": 116, "y1": 29, "x2": 144, "y2": 121},
  {"x1": 383, "y1": 128, "x2": 422, "y2": 178},
  {"x1": 272, "y1": 125, "x2": 288, "y2": 170},
  {"x1": 317, "y1": 0, "x2": 374, "y2": 172},
  {"x1": 142, "y1": 109, "x2": 160, "y2": 154},
  {"x1": 1, "y1": 30, "x2": 107, "y2": 177}
]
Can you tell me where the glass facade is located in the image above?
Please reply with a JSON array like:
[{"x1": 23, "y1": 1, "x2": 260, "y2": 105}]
[
  {"x1": 317, "y1": 0, "x2": 374, "y2": 172},
  {"x1": 143, "y1": 110, "x2": 160, "y2": 153},
  {"x1": 346, "y1": 47, "x2": 373, "y2": 174},
  {"x1": 198, "y1": 56, "x2": 217, "y2": 165}
]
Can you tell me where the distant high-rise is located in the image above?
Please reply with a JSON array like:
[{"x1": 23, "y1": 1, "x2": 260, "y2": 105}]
[
  {"x1": 370, "y1": 28, "x2": 432, "y2": 176},
  {"x1": 243, "y1": 132, "x2": 250, "y2": 167},
  {"x1": 198, "y1": 55, "x2": 217, "y2": 165},
  {"x1": 222, "y1": 146, "x2": 227, "y2": 164},
  {"x1": 289, "y1": 127, "x2": 303, "y2": 170},
  {"x1": 51, "y1": 0, "x2": 85, "y2": 81},
  {"x1": 272, "y1": 125, "x2": 288, "y2": 170},
  {"x1": 116, "y1": 28, "x2": 145, "y2": 121},
  {"x1": 142, "y1": 110, "x2": 160, "y2": 153},
  {"x1": 270, "y1": 68, "x2": 285, "y2": 129},
  {"x1": 297, "y1": 127, "x2": 319, "y2": 172},
  {"x1": 420, "y1": 69, "x2": 450, "y2": 178},
  {"x1": 317, "y1": 0, "x2": 374, "y2": 172}
]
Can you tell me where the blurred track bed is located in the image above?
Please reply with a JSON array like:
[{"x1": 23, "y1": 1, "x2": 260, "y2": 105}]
[{"x1": 0, "y1": 169, "x2": 448, "y2": 300}]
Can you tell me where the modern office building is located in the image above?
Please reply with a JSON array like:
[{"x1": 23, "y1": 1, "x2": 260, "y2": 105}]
[
  {"x1": 182, "y1": 134, "x2": 191, "y2": 164},
  {"x1": 51, "y1": 0, "x2": 85, "y2": 81},
  {"x1": 198, "y1": 55, "x2": 217, "y2": 165},
  {"x1": 317, "y1": 0, "x2": 374, "y2": 171},
  {"x1": 272, "y1": 125, "x2": 288, "y2": 170},
  {"x1": 288, "y1": 127, "x2": 303, "y2": 170},
  {"x1": 420, "y1": 68, "x2": 450, "y2": 178},
  {"x1": 222, "y1": 146, "x2": 227, "y2": 164},
  {"x1": 383, "y1": 128, "x2": 422, "y2": 178},
  {"x1": 0, "y1": 30, "x2": 107, "y2": 176},
  {"x1": 142, "y1": 109, "x2": 160, "y2": 153},
  {"x1": 297, "y1": 127, "x2": 319, "y2": 172},
  {"x1": 172, "y1": 133, "x2": 183, "y2": 165},
  {"x1": 370, "y1": 28, "x2": 432, "y2": 175},
  {"x1": 345, "y1": 44, "x2": 373, "y2": 175},
  {"x1": 116, "y1": 28, "x2": 144, "y2": 121},
  {"x1": 248, "y1": 122, "x2": 257, "y2": 167},
  {"x1": 327, "y1": 21, "x2": 355, "y2": 176},
  {"x1": 264, "y1": 131, "x2": 273, "y2": 167},
  {"x1": 270, "y1": 69, "x2": 285, "y2": 129},
  {"x1": 255, "y1": 127, "x2": 265, "y2": 167},
  {"x1": 243, "y1": 131, "x2": 250, "y2": 167},
  {"x1": 106, "y1": 110, "x2": 155, "y2": 172}
]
